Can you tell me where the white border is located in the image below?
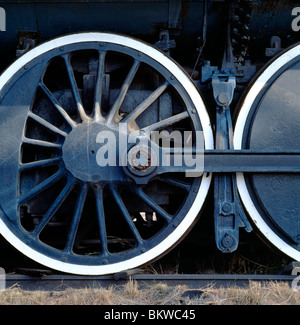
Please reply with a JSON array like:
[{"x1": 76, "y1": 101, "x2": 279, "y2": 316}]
[
  {"x1": 234, "y1": 44, "x2": 300, "y2": 261},
  {"x1": 0, "y1": 33, "x2": 214, "y2": 275}
]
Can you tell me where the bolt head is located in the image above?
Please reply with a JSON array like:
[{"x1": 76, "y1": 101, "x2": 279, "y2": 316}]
[
  {"x1": 218, "y1": 93, "x2": 230, "y2": 106},
  {"x1": 221, "y1": 234, "x2": 234, "y2": 249}
]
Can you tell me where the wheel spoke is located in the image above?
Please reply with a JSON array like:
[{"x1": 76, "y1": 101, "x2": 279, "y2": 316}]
[
  {"x1": 63, "y1": 54, "x2": 91, "y2": 123},
  {"x1": 64, "y1": 183, "x2": 88, "y2": 253},
  {"x1": 94, "y1": 186, "x2": 109, "y2": 255},
  {"x1": 33, "y1": 176, "x2": 76, "y2": 236},
  {"x1": 142, "y1": 111, "x2": 189, "y2": 134},
  {"x1": 110, "y1": 185, "x2": 143, "y2": 246},
  {"x1": 19, "y1": 157, "x2": 61, "y2": 171},
  {"x1": 106, "y1": 60, "x2": 140, "y2": 123},
  {"x1": 134, "y1": 187, "x2": 172, "y2": 223},
  {"x1": 39, "y1": 82, "x2": 77, "y2": 128},
  {"x1": 18, "y1": 168, "x2": 65, "y2": 205},
  {"x1": 27, "y1": 111, "x2": 68, "y2": 138},
  {"x1": 160, "y1": 175, "x2": 191, "y2": 192},
  {"x1": 22, "y1": 137, "x2": 62, "y2": 149},
  {"x1": 93, "y1": 51, "x2": 106, "y2": 121},
  {"x1": 122, "y1": 81, "x2": 169, "y2": 124}
]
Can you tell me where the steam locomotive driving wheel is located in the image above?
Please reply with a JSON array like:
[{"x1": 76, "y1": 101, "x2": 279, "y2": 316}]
[
  {"x1": 234, "y1": 43, "x2": 300, "y2": 262},
  {"x1": 0, "y1": 33, "x2": 213, "y2": 275}
]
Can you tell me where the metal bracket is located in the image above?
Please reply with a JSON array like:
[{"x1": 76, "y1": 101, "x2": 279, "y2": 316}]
[
  {"x1": 212, "y1": 75, "x2": 236, "y2": 108},
  {"x1": 201, "y1": 60, "x2": 256, "y2": 84},
  {"x1": 16, "y1": 38, "x2": 36, "y2": 57},
  {"x1": 154, "y1": 30, "x2": 176, "y2": 55},
  {"x1": 212, "y1": 76, "x2": 253, "y2": 252},
  {"x1": 212, "y1": 74, "x2": 252, "y2": 253},
  {"x1": 211, "y1": 1, "x2": 253, "y2": 253},
  {"x1": 265, "y1": 36, "x2": 282, "y2": 58}
]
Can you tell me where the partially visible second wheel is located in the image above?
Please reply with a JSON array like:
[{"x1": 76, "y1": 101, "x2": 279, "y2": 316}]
[
  {"x1": 0, "y1": 33, "x2": 213, "y2": 275},
  {"x1": 234, "y1": 43, "x2": 300, "y2": 261}
]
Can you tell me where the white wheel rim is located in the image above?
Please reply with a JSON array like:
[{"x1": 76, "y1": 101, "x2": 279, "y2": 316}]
[{"x1": 0, "y1": 32, "x2": 214, "y2": 275}]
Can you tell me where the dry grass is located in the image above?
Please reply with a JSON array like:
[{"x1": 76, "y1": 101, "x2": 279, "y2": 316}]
[
  {"x1": 0, "y1": 280, "x2": 299, "y2": 305},
  {"x1": 0, "y1": 281, "x2": 186, "y2": 305},
  {"x1": 199, "y1": 281, "x2": 300, "y2": 305}
]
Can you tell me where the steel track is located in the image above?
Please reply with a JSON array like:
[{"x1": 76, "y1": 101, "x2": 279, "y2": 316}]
[{"x1": 3, "y1": 271, "x2": 298, "y2": 291}]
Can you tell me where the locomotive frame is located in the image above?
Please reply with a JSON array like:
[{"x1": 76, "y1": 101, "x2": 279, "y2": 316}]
[{"x1": 0, "y1": 0, "x2": 299, "y2": 275}]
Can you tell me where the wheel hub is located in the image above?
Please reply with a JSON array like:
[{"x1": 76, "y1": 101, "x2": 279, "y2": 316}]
[{"x1": 62, "y1": 121, "x2": 125, "y2": 183}]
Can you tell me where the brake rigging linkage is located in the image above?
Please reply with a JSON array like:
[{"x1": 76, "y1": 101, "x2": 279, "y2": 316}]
[{"x1": 210, "y1": 0, "x2": 252, "y2": 253}]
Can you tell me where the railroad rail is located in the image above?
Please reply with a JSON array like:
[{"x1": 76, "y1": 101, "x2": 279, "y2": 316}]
[{"x1": 3, "y1": 271, "x2": 299, "y2": 291}]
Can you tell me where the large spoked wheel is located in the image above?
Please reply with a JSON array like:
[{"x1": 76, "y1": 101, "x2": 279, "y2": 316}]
[
  {"x1": 234, "y1": 43, "x2": 300, "y2": 261},
  {"x1": 0, "y1": 33, "x2": 213, "y2": 275}
]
